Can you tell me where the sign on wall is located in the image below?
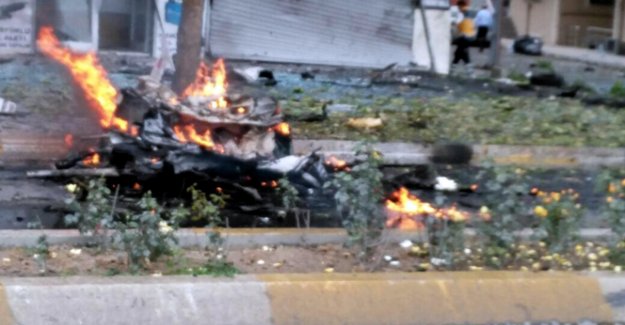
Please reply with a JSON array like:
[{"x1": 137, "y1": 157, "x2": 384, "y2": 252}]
[
  {"x1": 152, "y1": 0, "x2": 180, "y2": 58},
  {"x1": 0, "y1": 0, "x2": 33, "y2": 55}
]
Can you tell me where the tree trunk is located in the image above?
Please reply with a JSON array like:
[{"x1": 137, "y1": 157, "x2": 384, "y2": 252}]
[{"x1": 172, "y1": 0, "x2": 205, "y2": 95}]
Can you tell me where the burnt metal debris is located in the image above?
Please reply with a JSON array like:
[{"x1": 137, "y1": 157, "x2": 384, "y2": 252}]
[{"x1": 46, "y1": 78, "x2": 340, "y2": 227}]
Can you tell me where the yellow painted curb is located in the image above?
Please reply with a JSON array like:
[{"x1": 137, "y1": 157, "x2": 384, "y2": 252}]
[
  {"x1": 259, "y1": 272, "x2": 613, "y2": 325},
  {"x1": 0, "y1": 282, "x2": 14, "y2": 325}
]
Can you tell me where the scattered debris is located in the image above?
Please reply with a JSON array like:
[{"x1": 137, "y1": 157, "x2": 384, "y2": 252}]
[
  {"x1": 326, "y1": 103, "x2": 356, "y2": 114},
  {"x1": 0, "y1": 97, "x2": 17, "y2": 114},
  {"x1": 300, "y1": 72, "x2": 315, "y2": 80},
  {"x1": 434, "y1": 176, "x2": 458, "y2": 192},
  {"x1": 513, "y1": 35, "x2": 543, "y2": 56},
  {"x1": 399, "y1": 240, "x2": 413, "y2": 249},
  {"x1": 346, "y1": 117, "x2": 383, "y2": 130}
]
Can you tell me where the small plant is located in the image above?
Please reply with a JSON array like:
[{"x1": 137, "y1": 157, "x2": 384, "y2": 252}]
[
  {"x1": 114, "y1": 191, "x2": 179, "y2": 271},
  {"x1": 278, "y1": 177, "x2": 299, "y2": 213},
  {"x1": 534, "y1": 60, "x2": 554, "y2": 72},
  {"x1": 507, "y1": 70, "x2": 528, "y2": 83},
  {"x1": 603, "y1": 178, "x2": 625, "y2": 240},
  {"x1": 186, "y1": 185, "x2": 237, "y2": 275},
  {"x1": 33, "y1": 234, "x2": 50, "y2": 274},
  {"x1": 476, "y1": 163, "x2": 531, "y2": 268},
  {"x1": 325, "y1": 143, "x2": 385, "y2": 261},
  {"x1": 27, "y1": 219, "x2": 50, "y2": 274},
  {"x1": 571, "y1": 79, "x2": 596, "y2": 94},
  {"x1": 610, "y1": 80, "x2": 625, "y2": 98},
  {"x1": 532, "y1": 190, "x2": 582, "y2": 252},
  {"x1": 424, "y1": 211, "x2": 467, "y2": 267},
  {"x1": 64, "y1": 178, "x2": 117, "y2": 249}
]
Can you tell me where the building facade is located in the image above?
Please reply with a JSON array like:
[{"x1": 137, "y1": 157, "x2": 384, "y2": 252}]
[
  {"x1": 509, "y1": 0, "x2": 625, "y2": 53},
  {"x1": 0, "y1": 0, "x2": 453, "y2": 73}
]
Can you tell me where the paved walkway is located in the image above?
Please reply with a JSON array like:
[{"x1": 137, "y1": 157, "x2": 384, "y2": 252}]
[{"x1": 501, "y1": 39, "x2": 625, "y2": 69}]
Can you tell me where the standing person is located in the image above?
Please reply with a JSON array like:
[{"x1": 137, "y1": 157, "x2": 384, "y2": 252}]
[
  {"x1": 474, "y1": 2, "x2": 494, "y2": 52},
  {"x1": 452, "y1": 7, "x2": 475, "y2": 65}
]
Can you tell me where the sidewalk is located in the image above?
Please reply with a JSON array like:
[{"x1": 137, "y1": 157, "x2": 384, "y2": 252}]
[{"x1": 502, "y1": 38, "x2": 625, "y2": 69}]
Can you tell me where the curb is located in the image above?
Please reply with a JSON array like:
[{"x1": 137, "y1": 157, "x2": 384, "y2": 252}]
[
  {"x1": 0, "y1": 228, "x2": 612, "y2": 248},
  {"x1": 3, "y1": 136, "x2": 625, "y2": 168},
  {"x1": 0, "y1": 272, "x2": 619, "y2": 325},
  {"x1": 295, "y1": 140, "x2": 625, "y2": 167}
]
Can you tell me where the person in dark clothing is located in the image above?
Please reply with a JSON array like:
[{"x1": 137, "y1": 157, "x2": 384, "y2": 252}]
[
  {"x1": 452, "y1": 8, "x2": 475, "y2": 65},
  {"x1": 474, "y1": 4, "x2": 494, "y2": 52}
]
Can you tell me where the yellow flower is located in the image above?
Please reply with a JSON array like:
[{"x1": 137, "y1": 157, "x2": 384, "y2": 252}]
[
  {"x1": 609, "y1": 183, "x2": 618, "y2": 193},
  {"x1": 588, "y1": 253, "x2": 598, "y2": 261},
  {"x1": 599, "y1": 248, "x2": 610, "y2": 257},
  {"x1": 550, "y1": 192, "x2": 561, "y2": 202},
  {"x1": 621, "y1": 179, "x2": 625, "y2": 187},
  {"x1": 607, "y1": 196, "x2": 614, "y2": 203},
  {"x1": 534, "y1": 206, "x2": 548, "y2": 218},
  {"x1": 615, "y1": 265, "x2": 623, "y2": 273}
]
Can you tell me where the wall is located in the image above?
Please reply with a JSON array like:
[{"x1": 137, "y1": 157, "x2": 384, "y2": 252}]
[
  {"x1": 509, "y1": 0, "x2": 560, "y2": 45},
  {"x1": 558, "y1": 0, "x2": 613, "y2": 47},
  {"x1": 413, "y1": 9, "x2": 451, "y2": 74}
]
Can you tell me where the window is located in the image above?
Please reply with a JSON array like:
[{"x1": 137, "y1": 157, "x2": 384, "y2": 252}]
[{"x1": 98, "y1": 0, "x2": 153, "y2": 53}]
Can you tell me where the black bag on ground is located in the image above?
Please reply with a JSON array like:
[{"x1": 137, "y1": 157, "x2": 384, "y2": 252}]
[{"x1": 513, "y1": 35, "x2": 543, "y2": 56}]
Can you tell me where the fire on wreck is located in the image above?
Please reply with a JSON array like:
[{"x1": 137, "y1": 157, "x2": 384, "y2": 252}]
[{"x1": 34, "y1": 26, "x2": 343, "y2": 225}]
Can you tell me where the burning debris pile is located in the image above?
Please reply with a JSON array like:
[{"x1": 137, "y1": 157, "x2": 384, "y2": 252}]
[
  {"x1": 31, "y1": 27, "x2": 474, "y2": 228},
  {"x1": 35, "y1": 27, "x2": 333, "y2": 224}
]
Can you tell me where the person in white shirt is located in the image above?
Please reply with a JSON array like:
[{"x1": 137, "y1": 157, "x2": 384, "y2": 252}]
[{"x1": 474, "y1": 4, "x2": 494, "y2": 52}]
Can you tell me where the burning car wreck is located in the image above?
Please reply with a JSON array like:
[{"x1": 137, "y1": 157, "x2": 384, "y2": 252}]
[{"x1": 34, "y1": 27, "x2": 338, "y2": 227}]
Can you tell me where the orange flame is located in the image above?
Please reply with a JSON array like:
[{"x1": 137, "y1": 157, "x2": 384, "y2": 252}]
[
  {"x1": 385, "y1": 187, "x2": 469, "y2": 230},
  {"x1": 173, "y1": 124, "x2": 215, "y2": 150},
  {"x1": 64, "y1": 134, "x2": 73, "y2": 148},
  {"x1": 274, "y1": 122, "x2": 291, "y2": 136},
  {"x1": 325, "y1": 156, "x2": 349, "y2": 171},
  {"x1": 36, "y1": 27, "x2": 128, "y2": 132},
  {"x1": 182, "y1": 59, "x2": 228, "y2": 109},
  {"x1": 82, "y1": 153, "x2": 100, "y2": 166}
]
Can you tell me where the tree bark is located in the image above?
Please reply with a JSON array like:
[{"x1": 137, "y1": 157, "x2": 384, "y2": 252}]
[{"x1": 172, "y1": 0, "x2": 205, "y2": 95}]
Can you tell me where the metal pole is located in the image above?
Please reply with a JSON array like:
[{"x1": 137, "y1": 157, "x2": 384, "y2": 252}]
[
  {"x1": 489, "y1": 0, "x2": 504, "y2": 76},
  {"x1": 419, "y1": 4, "x2": 436, "y2": 73}
]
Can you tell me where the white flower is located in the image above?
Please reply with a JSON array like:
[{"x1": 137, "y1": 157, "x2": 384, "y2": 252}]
[
  {"x1": 158, "y1": 221, "x2": 173, "y2": 235},
  {"x1": 399, "y1": 240, "x2": 413, "y2": 249},
  {"x1": 151, "y1": 272, "x2": 162, "y2": 277},
  {"x1": 256, "y1": 259, "x2": 265, "y2": 265},
  {"x1": 65, "y1": 183, "x2": 78, "y2": 193},
  {"x1": 69, "y1": 248, "x2": 82, "y2": 256},
  {"x1": 434, "y1": 176, "x2": 458, "y2": 192},
  {"x1": 615, "y1": 266, "x2": 622, "y2": 273},
  {"x1": 464, "y1": 248, "x2": 472, "y2": 255},
  {"x1": 389, "y1": 261, "x2": 401, "y2": 267},
  {"x1": 262, "y1": 245, "x2": 272, "y2": 252},
  {"x1": 430, "y1": 258, "x2": 447, "y2": 266},
  {"x1": 383, "y1": 255, "x2": 393, "y2": 262}
]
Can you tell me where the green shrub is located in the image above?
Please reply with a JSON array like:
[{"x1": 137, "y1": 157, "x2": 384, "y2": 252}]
[
  {"x1": 325, "y1": 143, "x2": 385, "y2": 261},
  {"x1": 114, "y1": 192, "x2": 180, "y2": 271},
  {"x1": 64, "y1": 178, "x2": 116, "y2": 248},
  {"x1": 610, "y1": 81, "x2": 625, "y2": 98},
  {"x1": 476, "y1": 162, "x2": 531, "y2": 268},
  {"x1": 532, "y1": 190, "x2": 582, "y2": 252}
]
